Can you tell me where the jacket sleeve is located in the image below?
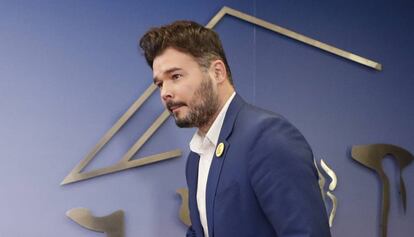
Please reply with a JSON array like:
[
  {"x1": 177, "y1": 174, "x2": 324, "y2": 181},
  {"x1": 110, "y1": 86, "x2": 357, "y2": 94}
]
[
  {"x1": 248, "y1": 118, "x2": 331, "y2": 237},
  {"x1": 186, "y1": 226, "x2": 197, "y2": 237}
]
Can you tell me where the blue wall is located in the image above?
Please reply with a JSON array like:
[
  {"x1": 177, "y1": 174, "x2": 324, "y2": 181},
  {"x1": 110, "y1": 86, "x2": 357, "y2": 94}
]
[{"x1": 0, "y1": 0, "x2": 413, "y2": 236}]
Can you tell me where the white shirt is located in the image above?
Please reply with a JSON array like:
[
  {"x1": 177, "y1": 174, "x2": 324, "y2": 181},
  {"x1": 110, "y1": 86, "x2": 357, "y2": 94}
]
[{"x1": 189, "y1": 92, "x2": 236, "y2": 237}]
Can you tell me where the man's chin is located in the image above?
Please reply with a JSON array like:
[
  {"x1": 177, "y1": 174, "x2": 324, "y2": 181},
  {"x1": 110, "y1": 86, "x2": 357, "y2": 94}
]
[{"x1": 174, "y1": 117, "x2": 194, "y2": 128}]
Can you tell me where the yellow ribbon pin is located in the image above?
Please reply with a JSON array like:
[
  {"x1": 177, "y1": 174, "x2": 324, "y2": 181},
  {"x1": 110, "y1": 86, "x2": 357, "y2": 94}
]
[{"x1": 216, "y1": 142, "x2": 225, "y2": 157}]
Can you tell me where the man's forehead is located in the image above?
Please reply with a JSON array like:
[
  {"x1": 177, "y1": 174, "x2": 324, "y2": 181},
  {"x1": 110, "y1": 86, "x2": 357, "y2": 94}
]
[{"x1": 152, "y1": 48, "x2": 196, "y2": 78}]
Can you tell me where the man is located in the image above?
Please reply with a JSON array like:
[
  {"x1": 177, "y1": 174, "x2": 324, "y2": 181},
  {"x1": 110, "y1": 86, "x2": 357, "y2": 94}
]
[{"x1": 139, "y1": 21, "x2": 331, "y2": 237}]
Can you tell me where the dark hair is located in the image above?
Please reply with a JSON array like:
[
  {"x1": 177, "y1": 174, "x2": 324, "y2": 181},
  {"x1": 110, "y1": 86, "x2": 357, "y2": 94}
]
[{"x1": 139, "y1": 20, "x2": 233, "y2": 85}]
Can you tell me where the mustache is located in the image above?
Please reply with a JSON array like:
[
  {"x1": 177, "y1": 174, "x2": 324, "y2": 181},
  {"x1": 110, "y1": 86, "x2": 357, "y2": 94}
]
[{"x1": 166, "y1": 101, "x2": 187, "y2": 111}]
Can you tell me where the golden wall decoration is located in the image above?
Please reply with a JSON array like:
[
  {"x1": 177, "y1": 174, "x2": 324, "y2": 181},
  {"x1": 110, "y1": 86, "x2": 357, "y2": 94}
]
[
  {"x1": 207, "y1": 6, "x2": 382, "y2": 70},
  {"x1": 177, "y1": 188, "x2": 191, "y2": 227},
  {"x1": 351, "y1": 144, "x2": 413, "y2": 237},
  {"x1": 67, "y1": 208, "x2": 124, "y2": 237},
  {"x1": 61, "y1": 85, "x2": 182, "y2": 185}
]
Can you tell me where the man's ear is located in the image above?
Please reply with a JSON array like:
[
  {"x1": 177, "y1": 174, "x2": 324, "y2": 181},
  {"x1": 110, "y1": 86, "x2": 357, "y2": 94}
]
[{"x1": 209, "y1": 60, "x2": 227, "y2": 84}]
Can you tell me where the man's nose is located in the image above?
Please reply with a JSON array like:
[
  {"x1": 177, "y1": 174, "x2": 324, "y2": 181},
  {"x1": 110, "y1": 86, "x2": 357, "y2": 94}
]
[{"x1": 160, "y1": 82, "x2": 173, "y2": 102}]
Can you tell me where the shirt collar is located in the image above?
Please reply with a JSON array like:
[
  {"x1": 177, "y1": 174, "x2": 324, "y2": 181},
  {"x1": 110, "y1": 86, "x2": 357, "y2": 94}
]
[{"x1": 189, "y1": 92, "x2": 236, "y2": 155}]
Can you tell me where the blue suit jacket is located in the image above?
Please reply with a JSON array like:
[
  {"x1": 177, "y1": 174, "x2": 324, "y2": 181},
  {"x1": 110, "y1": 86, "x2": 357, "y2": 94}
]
[{"x1": 186, "y1": 94, "x2": 331, "y2": 237}]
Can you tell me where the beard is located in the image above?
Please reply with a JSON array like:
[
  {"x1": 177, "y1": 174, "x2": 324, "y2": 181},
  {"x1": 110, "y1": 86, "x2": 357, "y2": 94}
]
[{"x1": 167, "y1": 75, "x2": 220, "y2": 128}]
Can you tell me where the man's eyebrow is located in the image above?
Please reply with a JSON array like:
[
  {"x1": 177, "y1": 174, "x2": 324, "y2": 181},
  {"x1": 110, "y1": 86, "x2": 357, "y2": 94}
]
[
  {"x1": 165, "y1": 67, "x2": 182, "y2": 75},
  {"x1": 153, "y1": 67, "x2": 182, "y2": 84}
]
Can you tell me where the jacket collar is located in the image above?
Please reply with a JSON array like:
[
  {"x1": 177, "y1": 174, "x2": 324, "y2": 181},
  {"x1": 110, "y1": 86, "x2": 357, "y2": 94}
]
[{"x1": 217, "y1": 93, "x2": 245, "y2": 141}]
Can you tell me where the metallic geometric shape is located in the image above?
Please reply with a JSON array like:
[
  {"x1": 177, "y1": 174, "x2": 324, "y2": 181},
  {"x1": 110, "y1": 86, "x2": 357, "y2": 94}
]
[
  {"x1": 320, "y1": 159, "x2": 338, "y2": 191},
  {"x1": 61, "y1": 84, "x2": 182, "y2": 185},
  {"x1": 66, "y1": 208, "x2": 124, "y2": 237},
  {"x1": 177, "y1": 188, "x2": 191, "y2": 227},
  {"x1": 351, "y1": 144, "x2": 414, "y2": 237},
  {"x1": 207, "y1": 6, "x2": 382, "y2": 71},
  {"x1": 326, "y1": 191, "x2": 337, "y2": 227}
]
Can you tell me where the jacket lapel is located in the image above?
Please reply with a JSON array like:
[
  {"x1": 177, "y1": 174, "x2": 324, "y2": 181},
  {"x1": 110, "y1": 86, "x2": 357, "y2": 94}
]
[
  {"x1": 186, "y1": 151, "x2": 203, "y2": 236},
  {"x1": 205, "y1": 94, "x2": 245, "y2": 237}
]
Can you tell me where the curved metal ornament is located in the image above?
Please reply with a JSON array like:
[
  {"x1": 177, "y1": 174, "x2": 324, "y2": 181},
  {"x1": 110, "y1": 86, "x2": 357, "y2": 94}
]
[
  {"x1": 351, "y1": 144, "x2": 414, "y2": 237},
  {"x1": 177, "y1": 188, "x2": 191, "y2": 227},
  {"x1": 316, "y1": 159, "x2": 338, "y2": 227},
  {"x1": 326, "y1": 191, "x2": 338, "y2": 227},
  {"x1": 66, "y1": 208, "x2": 124, "y2": 237}
]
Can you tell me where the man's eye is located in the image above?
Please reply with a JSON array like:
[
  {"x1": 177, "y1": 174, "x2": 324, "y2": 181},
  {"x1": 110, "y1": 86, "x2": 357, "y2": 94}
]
[
  {"x1": 172, "y1": 74, "x2": 182, "y2": 80},
  {"x1": 155, "y1": 82, "x2": 163, "y2": 88}
]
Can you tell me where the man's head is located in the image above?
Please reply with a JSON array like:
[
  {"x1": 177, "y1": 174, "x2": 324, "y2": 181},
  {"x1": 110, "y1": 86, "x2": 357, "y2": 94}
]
[
  {"x1": 139, "y1": 21, "x2": 234, "y2": 132},
  {"x1": 139, "y1": 20, "x2": 232, "y2": 85}
]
